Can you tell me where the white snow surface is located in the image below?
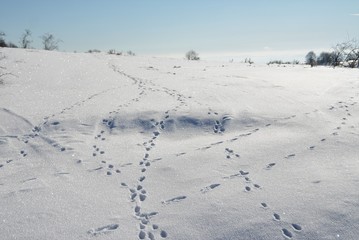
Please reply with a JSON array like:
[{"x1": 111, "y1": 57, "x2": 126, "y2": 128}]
[{"x1": 1, "y1": 48, "x2": 359, "y2": 240}]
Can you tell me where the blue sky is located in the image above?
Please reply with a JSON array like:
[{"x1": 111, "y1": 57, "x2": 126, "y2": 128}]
[{"x1": 1, "y1": 0, "x2": 358, "y2": 62}]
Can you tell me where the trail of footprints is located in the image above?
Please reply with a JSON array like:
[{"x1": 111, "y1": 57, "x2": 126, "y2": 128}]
[
  {"x1": 109, "y1": 66, "x2": 196, "y2": 239},
  {"x1": 129, "y1": 88, "x2": 190, "y2": 239},
  {"x1": 198, "y1": 109, "x2": 307, "y2": 239},
  {"x1": 129, "y1": 87, "x2": 193, "y2": 238},
  {"x1": 179, "y1": 109, "x2": 291, "y2": 236},
  {"x1": 195, "y1": 127, "x2": 262, "y2": 152},
  {"x1": 24, "y1": 86, "x2": 119, "y2": 151},
  {"x1": 126, "y1": 112, "x2": 175, "y2": 239},
  {"x1": 257, "y1": 95, "x2": 357, "y2": 238},
  {"x1": 260, "y1": 202, "x2": 303, "y2": 239},
  {"x1": 126, "y1": 106, "x2": 180, "y2": 237},
  {"x1": 91, "y1": 127, "x2": 122, "y2": 176},
  {"x1": 197, "y1": 146, "x2": 304, "y2": 239}
]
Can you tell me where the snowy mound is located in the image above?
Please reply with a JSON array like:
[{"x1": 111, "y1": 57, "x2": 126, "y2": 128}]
[{"x1": 0, "y1": 48, "x2": 359, "y2": 240}]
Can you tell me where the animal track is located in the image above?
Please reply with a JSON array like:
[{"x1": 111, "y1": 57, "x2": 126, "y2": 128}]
[
  {"x1": 139, "y1": 194, "x2": 146, "y2": 202},
  {"x1": 88, "y1": 166, "x2": 103, "y2": 172},
  {"x1": 225, "y1": 148, "x2": 240, "y2": 159},
  {"x1": 160, "y1": 230, "x2": 168, "y2": 238},
  {"x1": 213, "y1": 120, "x2": 225, "y2": 133},
  {"x1": 281, "y1": 228, "x2": 293, "y2": 239},
  {"x1": 213, "y1": 116, "x2": 232, "y2": 134},
  {"x1": 265, "y1": 163, "x2": 276, "y2": 170},
  {"x1": 285, "y1": 154, "x2": 295, "y2": 159},
  {"x1": 207, "y1": 108, "x2": 219, "y2": 116},
  {"x1": 134, "y1": 206, "x2": 141, "y2": 215},
  {"x1": 20, "y1": 150, "x2": 27, "y2": 157},
  {"x1": 51, "y1": 121, "x2": 60, "y2": 126},
  {"x1": 176, "y1": 152, "x2": 186, "y2": 157},
  {"x1": 139, "y1": 211, "x2": 158, "y2": 219},
  {"x1": 201, "y1": 183, "x2": 220, "y2": 193},
  {"x1": 162, "y1": 195, "x2": 187, "y2": 204},
  {"x1": 261, "y1": 203, "x2": 268, "y2": 208},
  {"x1": 148, "y1": 232, "x2": 155, "y2": 240},
  {"x1": 211, "y1": 141, "x2": 224, "y2": 146},
  {"x1": 291, "y1": 223, "x2": 302, "y2": 232},
  {"x1": 223, "y1": 173, "x2": 241, "y2": 179},
  {"x1": 87, "y1": 223, "x2": 119, "y2": 236},
  {"x1": 283, "y1": 115, "x2": 296, "y2": 120},
  {"x1": 239, "y1": 170, "x2": 249, "y2": 176},
  {"x1": 197, "y1": 146, "x2": 211, "y2": 151},
  {"x1": 139, "y1": 230, "x2": 146, "y2": 239},
  {"x1": 273, "y1": 213, "x2": 281, "y2": 221}
]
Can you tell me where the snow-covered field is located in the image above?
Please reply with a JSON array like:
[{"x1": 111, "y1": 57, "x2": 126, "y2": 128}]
[{"x1": 1, "y1": 48, "x2": 358, "y2": 240}]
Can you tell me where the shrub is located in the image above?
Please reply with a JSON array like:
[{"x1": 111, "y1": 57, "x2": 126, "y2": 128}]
[
  {"x1": 245, "y1": 58, "x2": 254, "y2": 64},
  {"x1": 127, "y1": 50, "x2": 135, "y2": 56},
  {"x1": 185, "y1": 50, "x2": 200, "y2": 60},
  {"x1": 41, "y1": 33, "x2": 61, "y2": 50},
  {"x1": 7, "y1": 42, "x2": 18, "y2": 48},
  {"x1": 0, "y1": 39, "x2": 6, "y2": 48},
  {"x1": 317, "y1": 52, "x2": 333, "y2": 66},
  {"x1": 19, "y1": 29, "x2": 32, "y2": 48},
  {"x1": 87, "y1": 49, "x2": 101, "y2": 53},
  {"x1": 0, "y1": 32, "x2": 7, "y2": 47}
]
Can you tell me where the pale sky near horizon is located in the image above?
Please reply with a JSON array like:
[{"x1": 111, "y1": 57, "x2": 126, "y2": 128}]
[{"x1": 1, "y1": 0, "x2": 359, "y2": 62}]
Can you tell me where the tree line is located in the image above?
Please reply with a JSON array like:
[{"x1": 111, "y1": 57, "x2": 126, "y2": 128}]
[
  {"x1": 0, "y1": 29, "x2": 61, "y2": 50},
  {"x1": 306, "y1": 39, "x2": 359, "y2": 68}
]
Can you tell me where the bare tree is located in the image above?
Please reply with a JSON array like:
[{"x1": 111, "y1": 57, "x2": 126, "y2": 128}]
[
  {"x1": 19, "y1": 29, "x2": 32, "y2": 48},
  {"x1": 345, "y1": 39, "x2": 359, "y2": 68},
  {"x1": 108, "y1": 49, "x2": 116, "y2": 54},
  {"x1": 185, "y1": 50, "x2": 200, "y2": 60},
  {"x1": 305, "y1": 51, "x2": 317, "y2": 67},
  {"x1": 331, "y1": 41, "x2": 352, "y2": 67},
  {"x1": 41, "y1": 33, "x2": 61, "y2": 50}
]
